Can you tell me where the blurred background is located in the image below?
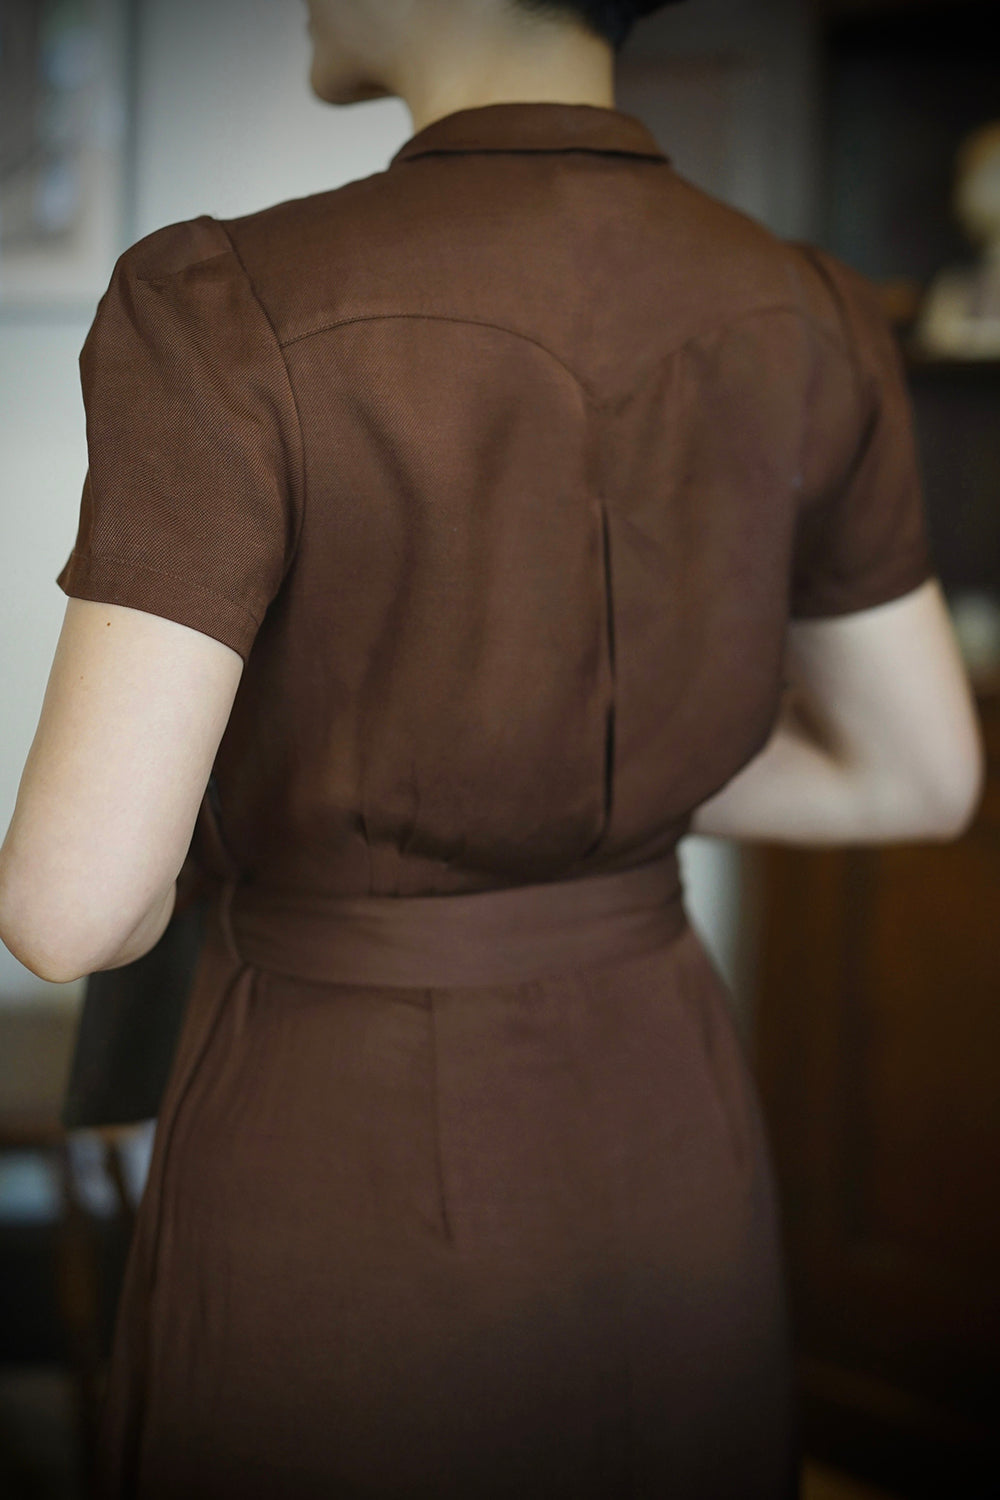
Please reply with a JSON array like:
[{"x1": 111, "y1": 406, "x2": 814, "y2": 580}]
[{"x1": 0, "y1": 0, "x2": 998, "y2": 1496}]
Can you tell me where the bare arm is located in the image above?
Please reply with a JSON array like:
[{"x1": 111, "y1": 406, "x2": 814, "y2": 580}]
[
  {"x1": 689, "y1": 686, "x2": 958, "y2": 845},
  {"x1": 690, "y1": 579, "x2": 985, "y2": 846}
]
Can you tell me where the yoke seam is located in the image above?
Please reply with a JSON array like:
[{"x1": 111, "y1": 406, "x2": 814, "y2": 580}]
[{"x1": 275, "y1": 302, "x2": 858, "y2": 411}]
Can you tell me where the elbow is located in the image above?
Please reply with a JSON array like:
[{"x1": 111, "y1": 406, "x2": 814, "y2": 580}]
[
  {"x1": 0, "y1": 867, "x2": 92, "y2": 985},
  {"x1": 925, "y1": 744, "x2": 987, "y2": 842},
  {"x1": 0, "y1": 920, "x2": 88, "y2": 985},
  {"x1": 855, "y1": 749, "x2": 985, "y2": 845},
  {"x1": 931, "y1": 778, "x2": 985, "y2": 842},
  {"x1": 32, "y1": 957, "x2": 88, "y2": 986},
  {"x1": 0, "y1": 857, "x2": 176, "y2": 982},
  {"x1": 899, "y1": 706, "x2": 988, "y2": 842},
  {"x1": 0, "y1": 910, "x2": 91, "y2": 984}
]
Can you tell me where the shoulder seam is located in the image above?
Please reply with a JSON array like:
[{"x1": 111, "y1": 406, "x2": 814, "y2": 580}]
[
  {"x1": 785, "y1": 243, "x2": 872, "y2": 413},
  {"x1": 212, "y1": 217, "x2": 309, "y2": 577},
  {"x1": 125, "y1": 215, "x2": 231, "y2": 284}
]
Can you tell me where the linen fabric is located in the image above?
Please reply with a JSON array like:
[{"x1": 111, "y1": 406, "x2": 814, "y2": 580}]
[{"x1": 56, "y1": 101, "x2": 936, "y2": 1499}]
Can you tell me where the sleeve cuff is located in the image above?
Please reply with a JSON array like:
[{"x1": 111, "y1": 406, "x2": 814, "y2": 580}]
[
  {"x1": 56, "y1": 548, "x2": 260, "y2": 663},
  {"x1": 788, "y1": 551, "x2": 936, "y2": 621}
]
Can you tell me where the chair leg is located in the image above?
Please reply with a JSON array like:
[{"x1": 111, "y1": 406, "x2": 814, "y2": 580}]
[
  {"x1": 0, "y1": 1394, "x2": 47, "y2": 1500},
  {"x1": 53, "y1": 1137, "x2": 106, "y2": 1500},
  {"x1": 102, "y1": 1137, "x2": 137, "y2": 1239}
]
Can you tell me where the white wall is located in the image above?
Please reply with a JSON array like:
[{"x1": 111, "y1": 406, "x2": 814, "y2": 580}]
[
  {"x1": 0, "y1": 0, "x2": 399, "y2": 1009},
  {"x1": 0, "y1": 0, "x2": 820, "y2": 1021}
]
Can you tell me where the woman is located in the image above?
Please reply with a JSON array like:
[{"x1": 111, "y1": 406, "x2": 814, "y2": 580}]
[{"x1": 0, "y1": 0, "x2": 984, "y2": 1495}]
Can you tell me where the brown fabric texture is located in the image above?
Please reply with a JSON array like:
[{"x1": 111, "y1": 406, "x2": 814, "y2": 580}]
[{"x1": 55, "y1": 101, "x2": 937, "y2": 1497}]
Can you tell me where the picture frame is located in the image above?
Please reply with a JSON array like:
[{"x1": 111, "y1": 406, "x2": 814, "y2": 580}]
[{"x1": 0, "y1": 0, "x2": 135, "y2": 316}]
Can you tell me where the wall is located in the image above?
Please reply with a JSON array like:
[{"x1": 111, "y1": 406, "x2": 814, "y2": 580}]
[{"x1": 0, "y1": 0, "x2": 821, "y2": 1034}]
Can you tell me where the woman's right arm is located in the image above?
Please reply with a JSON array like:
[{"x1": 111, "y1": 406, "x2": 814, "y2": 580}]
[{"x1": 689, "y1": 578, "x2": 986, "y2": 846}]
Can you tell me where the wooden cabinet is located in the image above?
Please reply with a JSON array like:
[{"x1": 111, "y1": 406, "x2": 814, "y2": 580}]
[
  {"x1": 746, "y1": 682, "x2": 1000, "y2": 1498},
  {"x1": 744, "y1": 5, "x2": 1000, "y2": 1495}
]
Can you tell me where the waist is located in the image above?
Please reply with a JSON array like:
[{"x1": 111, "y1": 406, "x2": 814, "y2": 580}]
[{"x1": 218, "y1": 852, "x2": 688, "y2": 988}]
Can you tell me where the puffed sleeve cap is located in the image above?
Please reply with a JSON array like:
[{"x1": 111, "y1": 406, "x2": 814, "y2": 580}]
[
  {"x1": 56, "y1": 214, "x2": 304, "y2": 664},
  {"x1": 788, "y1": 243, "x2": 936, "y2": 619}
]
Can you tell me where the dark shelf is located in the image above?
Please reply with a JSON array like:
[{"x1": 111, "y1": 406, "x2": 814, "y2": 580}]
[
  {"x1": 903, "y1": 352, "x2": 1000, "y2": 378},
  {"x1": 0, "y1": 1217, "x2": 130, "y2": 1364},
  {"x1": 822, "y1": 0, "x2": 997, "y2": 54}
]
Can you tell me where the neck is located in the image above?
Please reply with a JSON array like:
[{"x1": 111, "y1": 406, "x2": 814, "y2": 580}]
[{"x1": 394, "y1": 20, "x2": 616, "y2": 135}]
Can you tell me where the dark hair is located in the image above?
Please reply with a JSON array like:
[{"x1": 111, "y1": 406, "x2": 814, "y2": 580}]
[{"x1": 507, "y1": 0, "x2": 686, "y2": 53}]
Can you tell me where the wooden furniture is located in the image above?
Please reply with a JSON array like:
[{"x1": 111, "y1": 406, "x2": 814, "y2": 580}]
[
  {"x1": 745, "y1": 9, "x2": 1000, "y2": 1496},
  {"x1": 747, "y1": 678, "x2": 1000, "y2": 1499},
  {"x1": 0, "y1": 1006, "x2": 137, "y2": 1500}
]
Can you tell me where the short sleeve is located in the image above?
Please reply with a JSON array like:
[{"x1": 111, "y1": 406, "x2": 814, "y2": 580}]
[
  {"x1": 56, "y1": 214, "x2": 304, "y2": 664},
  {"x1": 788, "y1": 244, "x2": 936, "y2": 620}
]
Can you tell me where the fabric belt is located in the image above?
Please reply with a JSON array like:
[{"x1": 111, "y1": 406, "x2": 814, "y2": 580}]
[{"x1": 215, "y1": 851, "x2": 689, "y2": 989}]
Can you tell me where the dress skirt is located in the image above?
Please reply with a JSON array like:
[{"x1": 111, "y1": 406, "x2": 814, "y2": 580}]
[{"x1": 94, "y1": 856, "x2": 801, "y2": 1499}]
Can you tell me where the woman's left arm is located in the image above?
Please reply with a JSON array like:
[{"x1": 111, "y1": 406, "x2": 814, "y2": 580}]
[{"x1": 0, "y1": 595, "x2": 242, "y2": 984}]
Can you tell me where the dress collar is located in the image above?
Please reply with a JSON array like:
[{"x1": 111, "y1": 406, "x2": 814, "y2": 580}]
[{"x1": 389, "y1": 101, "x2": 670, "y2": 168}]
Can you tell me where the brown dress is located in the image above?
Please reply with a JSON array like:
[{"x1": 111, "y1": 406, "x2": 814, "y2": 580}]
[{"x1": 56, "y1": 102, "x2": 936, "y2": 1499}]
